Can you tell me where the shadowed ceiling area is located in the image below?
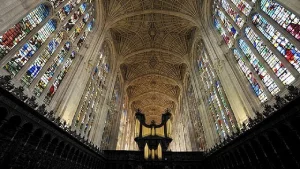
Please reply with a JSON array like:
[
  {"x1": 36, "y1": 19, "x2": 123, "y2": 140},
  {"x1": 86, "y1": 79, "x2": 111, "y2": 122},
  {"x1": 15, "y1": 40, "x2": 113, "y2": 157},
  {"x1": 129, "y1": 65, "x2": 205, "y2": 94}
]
[{"x1": 103, "y1": 0, "x2": 202, "y2": 124}]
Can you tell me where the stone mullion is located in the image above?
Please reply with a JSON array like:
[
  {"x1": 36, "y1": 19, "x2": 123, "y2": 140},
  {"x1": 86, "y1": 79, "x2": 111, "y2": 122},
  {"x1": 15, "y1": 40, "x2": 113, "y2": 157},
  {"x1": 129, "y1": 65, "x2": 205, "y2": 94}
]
[
  {"x1": 38, "y1": 14, "x2": 92, "y2": 104},
  {"x1": 236, "y1": 45, "x2": 273, "y2": 100},
  {"x1": 71, "y1": 80, "x2": 92, "y2": 129},
  {"x1": 15, "y1": 32, "x2": 67, "y2": 86},
  {"x1": 185, "y1": 93, "x2": 200, "y2": 149},
  {"x1": 227, "y1": 51, "x2": 261, "y2": 112},
  {"x1": 200, "y1": 71, "x2": 223, "y2": 140},
  {"x1": 214, "y1": 75, "x2": 238, "y2": 133},
  {"x1": 223, "y1": 0, "x2": 247, "y2": 21},
  {"x1": 47, "y1": 16, "x2": 93, "y2": 108},
  {"x1": 28, "y1": 38, "x2": 68, "y2": 90},
  {"x1": 218, "y1": 4, "x2": 242, "y2": 33},
  {"x1": 215, "y1": 16, "x2": 235, "y2": 49},
  {"x1": 205, "y1": 84, "x2": 223, "y2": 142},
  {"x1": 76, "y1": 83, "x2": 94, "y2": 133},
  {"x1": 213, "y1": 60, "x2": 239, "y2": 131},
  {"x1": 37, "y1": 49, "x2": 73, "y2": 102},
  {"x1": 211, "y1": 75, "x2": 234, "y2": 135},
  {"x1": 82, "y1": 82, "x2": 102, "y2": 137},
  {"x1": 243, "y1": 0, "x2": 255, "y2": 6},
  {"x1": 241, "y1": 37, "x2": 285, "y2": 90},
  {"x1": 246, "y1": 22, "x2": 300, "y2": 80},
  {"x1": 255, "y1": 5, "x2": 300, "y2": 49},
  {"x1": 54, "y1": 0, "x2": 75, "y2": 14},
  {"x1": 195, "y1": 70, "x2": 220, "y2": 144},
  {"x1": 0, "y1": 14, "x2": 54, "y2": 69},
  {"x1": 58, "y1": 1, "x2": 87, "y2": 29},
  {"x1": 209, "y1": 84, "x2": 229, "y2": 139},
  {"x1": 205, "y1": 64, "x2": 230, "y2": 137},
  {"x1": 89, "y1": 63, "x2": 116, "y2": 146},
  {"x1": 66, "y1": 5, "x2": 92, "y2": 40},
  {"x1": 85, "y1": 88, "x2": 102, "y2": 139},
  {"x1": 80, "y1": 86, "x2": 96, "y2": 136}
]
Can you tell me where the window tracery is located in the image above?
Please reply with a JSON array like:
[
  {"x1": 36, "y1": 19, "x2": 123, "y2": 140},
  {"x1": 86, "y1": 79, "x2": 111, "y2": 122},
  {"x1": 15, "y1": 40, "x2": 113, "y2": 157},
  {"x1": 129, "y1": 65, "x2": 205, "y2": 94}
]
[
  {"x1": 213, "y1": 0, "x2": 300, "y2": 103},
  {"x1": 0, "y1": 4, "x2": 50, "y2": 59},
  {"x1": 72, "y1": 44, "x2": 110, "y2": 138},
  {"x1": 196, "y1": 41, "x2": 237, "y2": 139},
  {"x1": 0, "y1": 0, "x2": 94, "y2": 106}
]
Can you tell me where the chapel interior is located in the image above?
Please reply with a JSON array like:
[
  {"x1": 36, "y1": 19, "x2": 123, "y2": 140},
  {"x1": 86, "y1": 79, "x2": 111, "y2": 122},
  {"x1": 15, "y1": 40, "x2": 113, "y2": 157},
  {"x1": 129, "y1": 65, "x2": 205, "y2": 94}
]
[{"x1": 0, "y1": 0, "x2": 300, "y2": 168}]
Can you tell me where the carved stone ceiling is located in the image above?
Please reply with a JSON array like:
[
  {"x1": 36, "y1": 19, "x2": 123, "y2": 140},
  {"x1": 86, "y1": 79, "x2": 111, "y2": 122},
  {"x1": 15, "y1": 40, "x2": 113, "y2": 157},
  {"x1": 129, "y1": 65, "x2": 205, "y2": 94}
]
[{"x1": 103, "y1": 0, "x2": 200, "y2": 124}]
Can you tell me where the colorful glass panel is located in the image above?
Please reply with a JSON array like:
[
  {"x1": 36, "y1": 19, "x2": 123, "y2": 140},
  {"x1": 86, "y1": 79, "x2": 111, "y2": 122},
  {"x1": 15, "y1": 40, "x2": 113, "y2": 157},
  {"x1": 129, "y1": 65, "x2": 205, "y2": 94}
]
[
  {"x1": 44, "y1": 52, "x2": 75, "y2": 103},
  {"x1": 261, "y1": 0, "x2": 300, "y2": 40},
  {"x1": 215, "y1": 7, "x2": 238, "y2": 38},
  {"x1": 22, "y1": 32, "x2": 64, "y2": 86},
  {"x1": 4, "y1": 20, "x2": 57, "y2": 76},
  {"x1": 238, "y1": 39, "x2": 280, "y2": 95},
  {"x1": 48, "y1": 0, "x2": 66, "y2": 8},
  {"x1": 252, "y1": 14, "x2": 300, "y2": 73},
  {"x1": 230, "y1": 0, "x2": 252, "y2": 16},
  {"x1": 34, "y1": 42, "x2": 71, "y2": 97},
  {"x1": 218, "y1": 0, "x2": 245, "y2": 28},
  {"x1": 214, "y1": 18, "x2": 233, "y2": 48},
  {"x1": 245, "y1": 27, "x2": 295, "y2": 85},
  {"x1": 63, "y1": 3, "x2": 87, "y2": 32},
  {"x1": 0, "y1": 4, "x2": 50, "y2": 58},
  {"x1": 57, "y1": 0, "x2": 80, "y2": 21},
  {"x1": 233, "y1": 49, "x2": 268, "y2": 102}
]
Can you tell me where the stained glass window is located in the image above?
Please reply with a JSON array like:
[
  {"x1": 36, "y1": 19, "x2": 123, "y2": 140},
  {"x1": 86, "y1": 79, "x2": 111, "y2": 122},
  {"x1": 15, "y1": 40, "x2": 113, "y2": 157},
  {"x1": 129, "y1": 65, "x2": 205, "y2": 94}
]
[
  {"x1": 233, "y1": 49, "x2": 268, "y2": 102},
  {"x1": 230, "y1": 0, "x2": 252, "y2": 16},
  {"x1": 214, "y1": 18, "x2": 233, "y2": 48},
  {"x1": 218, "y1": 0, "x2": 245, "y2": 28},
  {"x1": 4, "y1": 19, "x2": 57, "y2": 76},
  {"x1": 21, "y1": 31, "x2": 64, "y2": 86},
  {"x1": 34, "y1": 41, "x2": 71, "y2": 97},
  {"x1": 44, "y1": 52, "x2": 75, "y2": 103},
  {"x1": 252, "y1": 14, "x2": 300, "y2": 73},
  {"x1": 261, "y1": 0, "x2": 300, "y2": 40},
  {"x1": 238, "y1": 39, "x2": 280, "y2": 95},
  {"x1": 57, "y1": 0, "x2": 80, "y2": 21},
  {"x1": 48, "y1": 0, "x2": 66, "y2": 8},
  {"x1": 69, "y1": 13, "x2": 90, "y2": 41},
  {"x1": 0, "y1": 4, "x2": 50, "y2": 59},
  {"x1": 63, "y1": 3, "x2": 87, "y2": 32},
  {"x1": 215, "y1": 7, "x2": 238, "y2": 38},
  {"x1": 197, "y1": 43, "x2": 237, "y2": 138},
  {"x1": 76, "y1": 19, "x2": 93, "y2": 50},
  {"x1": 245, "y1": 27, "x2": 295, "y2": 85}
]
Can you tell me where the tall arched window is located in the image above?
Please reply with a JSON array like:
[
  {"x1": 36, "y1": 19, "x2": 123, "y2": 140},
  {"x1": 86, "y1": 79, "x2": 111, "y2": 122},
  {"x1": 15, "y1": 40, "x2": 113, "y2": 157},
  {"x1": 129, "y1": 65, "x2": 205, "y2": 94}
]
[
  {"x1": 0, "y1": 4, "x2": 50, "y2": 59},
  {"x1": 252, "y1": 14, "x2": 300, "y2": 72},
  {"x1": 261, "y1": 0, "x2": 300, "y2": 40},
  {"x1": 186, "y1": 77, "x2": 206, "y2": 150},
  {"x1": 196, "y1": 41, "x2": 237, "y2": 139},
  {"x1": 213, "y1": 0, "x2": 300, "y2": 103},
  {"x1": 72, "y1": 43, "x2": 110, "y2": 137},
  {"x1": 4, "y1": 19, "x2": 57, "y2": 76},
  {"x1": 233, "y1": 49, "x2": 268, "y2": 102},
  {"x1": 0, "y1": 0, "x2": 95, "y2": 106}
]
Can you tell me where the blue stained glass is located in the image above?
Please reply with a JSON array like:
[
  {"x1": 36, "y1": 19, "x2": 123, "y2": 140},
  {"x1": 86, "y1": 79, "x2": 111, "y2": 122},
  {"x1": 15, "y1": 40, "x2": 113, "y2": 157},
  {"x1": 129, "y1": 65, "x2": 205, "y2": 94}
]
[{"x1": 4, "y1": 20, "x2": 57, "y2": 76}]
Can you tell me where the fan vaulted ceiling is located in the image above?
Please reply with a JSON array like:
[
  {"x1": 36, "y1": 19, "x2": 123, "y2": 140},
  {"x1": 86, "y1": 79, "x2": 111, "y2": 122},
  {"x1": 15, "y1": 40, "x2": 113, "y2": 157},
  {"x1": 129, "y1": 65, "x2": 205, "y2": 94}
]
[{"x1": 103, "y1": 0, "x2": 201, "y2": 124}]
